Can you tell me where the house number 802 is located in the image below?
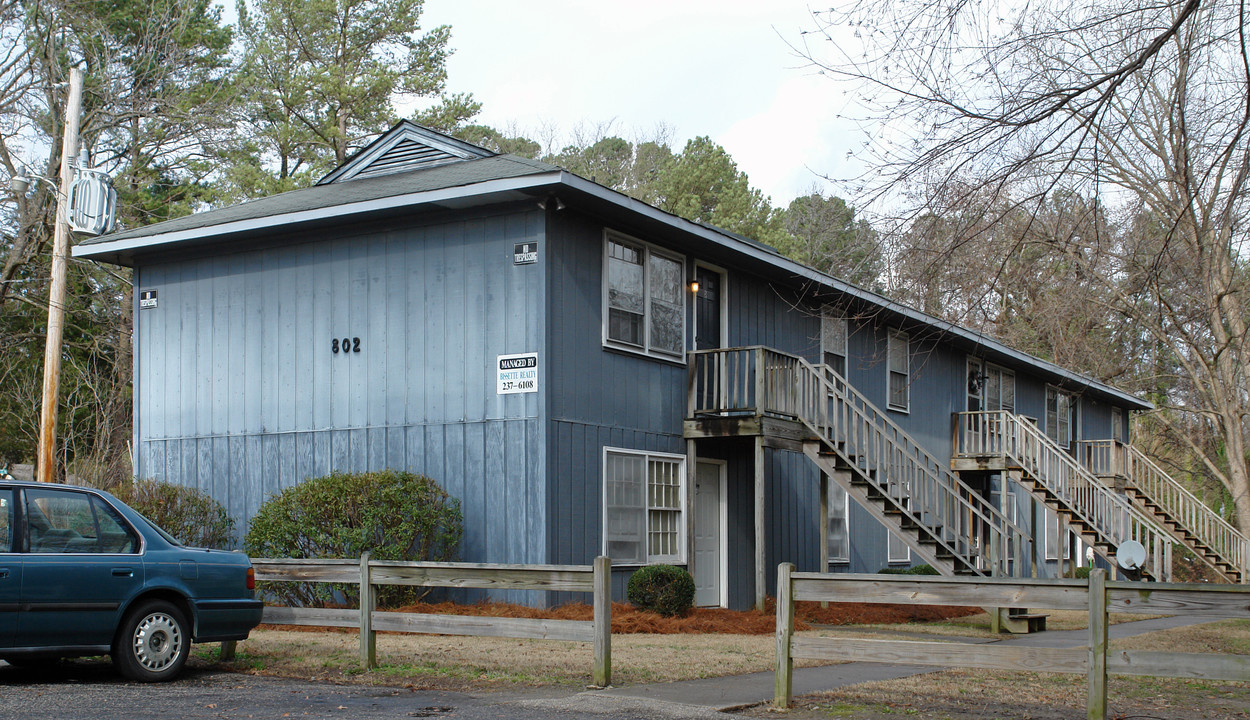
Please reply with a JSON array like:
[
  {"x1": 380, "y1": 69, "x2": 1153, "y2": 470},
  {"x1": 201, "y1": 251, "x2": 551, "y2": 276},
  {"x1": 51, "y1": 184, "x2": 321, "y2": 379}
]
[{"x1": 332, "y1": 337, "x2": 361, "y2": 354}]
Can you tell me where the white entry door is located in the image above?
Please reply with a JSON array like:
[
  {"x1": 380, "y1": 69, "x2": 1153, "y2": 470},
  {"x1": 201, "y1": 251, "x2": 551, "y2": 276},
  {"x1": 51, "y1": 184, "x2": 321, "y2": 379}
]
[{"x1": 693, "y1": 460, "x2": 726, "y2": 607}]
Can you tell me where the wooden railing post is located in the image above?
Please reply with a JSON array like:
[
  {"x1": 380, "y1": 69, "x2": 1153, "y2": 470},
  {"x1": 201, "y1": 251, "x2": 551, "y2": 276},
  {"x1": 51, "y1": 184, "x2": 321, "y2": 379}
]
[
  {"x1": 219, "y1": 640, "x2": 236, "y2": 661},
  {"x1": 1087, "y1": 568, "x2": 1108, "y2": 720},
  {"x1": 360, "y1": 550, "x2": 376, "y2": 669},
  {"x1": 774, "y1": 562, "x2": 795, "y2": 709},
  {"x1": 593, "y1": 555, "x2": 612, "y2": 688}
]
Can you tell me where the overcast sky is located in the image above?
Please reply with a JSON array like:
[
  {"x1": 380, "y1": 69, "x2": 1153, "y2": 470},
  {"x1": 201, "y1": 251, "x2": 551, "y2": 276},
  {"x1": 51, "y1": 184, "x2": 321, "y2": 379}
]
[{"x1": 420, "y1": 0, "x2": 862, "y2": 207}]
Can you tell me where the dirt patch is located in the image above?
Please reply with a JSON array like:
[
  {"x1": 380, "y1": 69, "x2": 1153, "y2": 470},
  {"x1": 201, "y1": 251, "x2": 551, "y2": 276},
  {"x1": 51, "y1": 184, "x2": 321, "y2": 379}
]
[{"x1": 366, "y1": 598, "x2": 980, "y2": 635}]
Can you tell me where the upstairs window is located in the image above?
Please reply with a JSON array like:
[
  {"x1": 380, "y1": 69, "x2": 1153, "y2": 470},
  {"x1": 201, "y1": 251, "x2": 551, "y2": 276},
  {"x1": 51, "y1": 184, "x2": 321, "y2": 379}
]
[
  {"x1": 1046, "y1": 386, "x2": 1079, "y2": 449},
  {"x1": 603, "y1": 448, "x2": 686, "y2": 565},
  {"x1": 604, "y1": 233, "x2": 684, "y2": 359},
  {"x1": 887, "y1": 330, "x2": 909, "y2": 411},
  {"x1": 821, "y1": 311, "x2": 848, "y2": 377},
  {"x1": 1112, "y1": 407, "x2": 1124, "y2": 443}
]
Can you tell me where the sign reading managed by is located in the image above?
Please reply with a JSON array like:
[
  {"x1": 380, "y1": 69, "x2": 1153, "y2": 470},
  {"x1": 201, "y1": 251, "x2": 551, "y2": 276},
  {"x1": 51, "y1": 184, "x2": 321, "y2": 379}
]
[
  {"x1": 139, "y1": 290, "x2": 158, "y2": 309},
  {"x1": 497, "y1": 352, "x2": 538, "y2": 394},
  {"x1": 513, "y1": 242, "x2": 538, "y2": 265}
]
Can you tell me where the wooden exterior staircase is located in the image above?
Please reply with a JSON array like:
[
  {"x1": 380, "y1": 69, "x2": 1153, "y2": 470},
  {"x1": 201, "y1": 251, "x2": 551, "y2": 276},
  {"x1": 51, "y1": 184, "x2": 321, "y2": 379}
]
[
  {"x1": 953, "y1": 411, "x2": 1173, "y2": 581},
  {"x1": 687, "y1": 347, "x2": 1032, "y2": 578},
  {"x1": 1080, "y1": 441, "x2": 1248, "y2": 583}
]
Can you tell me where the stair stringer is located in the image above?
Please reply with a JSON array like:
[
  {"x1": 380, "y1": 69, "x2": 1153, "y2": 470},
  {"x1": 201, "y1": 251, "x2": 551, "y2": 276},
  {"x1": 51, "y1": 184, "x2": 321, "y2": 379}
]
[{"x1": 803, "y1": 441, "x2": 971, "y2": 577}]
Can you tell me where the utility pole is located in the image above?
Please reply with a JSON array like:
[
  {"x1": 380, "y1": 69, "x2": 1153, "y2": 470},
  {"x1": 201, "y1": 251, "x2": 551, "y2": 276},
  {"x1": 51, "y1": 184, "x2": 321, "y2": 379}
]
[{"x1": 36, "y1": 61, "x2": 86, "y2": 484}]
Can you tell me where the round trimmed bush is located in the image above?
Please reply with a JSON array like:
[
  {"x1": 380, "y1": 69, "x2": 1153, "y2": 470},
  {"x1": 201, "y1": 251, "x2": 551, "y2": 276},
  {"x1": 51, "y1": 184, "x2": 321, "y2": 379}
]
[
  {"x1": 244, "y1": 470, "x2": 462, "y2": 608},
  {"x1": 107, "y1": 479, "x2": 236, "y2": 550},
  {"x1": 877, "y1": 564, "x2": 940, "y2": 576},
  {"x1": 627, "y1": 564, "x2": 696, "y2": 617}
]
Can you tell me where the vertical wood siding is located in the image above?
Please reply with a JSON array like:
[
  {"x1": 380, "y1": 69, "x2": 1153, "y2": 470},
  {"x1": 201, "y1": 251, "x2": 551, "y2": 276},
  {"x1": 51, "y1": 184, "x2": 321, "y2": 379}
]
[{"x1": 133, "y1": 208, "x2": 547, "y2": 577}]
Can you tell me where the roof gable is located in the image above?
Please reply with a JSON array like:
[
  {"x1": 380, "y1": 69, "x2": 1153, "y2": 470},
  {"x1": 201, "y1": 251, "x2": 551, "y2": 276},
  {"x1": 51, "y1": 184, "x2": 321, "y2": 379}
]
[{"x1": 318, "y1": 121, "x2": 495, "y2": 185}]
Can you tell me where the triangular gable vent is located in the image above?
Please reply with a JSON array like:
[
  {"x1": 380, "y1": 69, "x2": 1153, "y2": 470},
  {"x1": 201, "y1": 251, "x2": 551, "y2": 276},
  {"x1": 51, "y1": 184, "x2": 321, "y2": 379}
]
[{"x1": 318, "y1": 121, "x2": 495, "y2": 185}]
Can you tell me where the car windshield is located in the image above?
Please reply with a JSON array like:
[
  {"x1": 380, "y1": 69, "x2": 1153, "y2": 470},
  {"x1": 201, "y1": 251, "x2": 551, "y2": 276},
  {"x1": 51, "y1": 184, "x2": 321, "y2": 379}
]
[{"x1": 134, "y1": 511, "x2": 182, "y2": 547}]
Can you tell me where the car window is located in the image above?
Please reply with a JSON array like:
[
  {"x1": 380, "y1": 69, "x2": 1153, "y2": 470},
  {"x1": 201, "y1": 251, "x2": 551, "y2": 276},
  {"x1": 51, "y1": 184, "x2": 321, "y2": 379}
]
[
  {"x1": 25, "y1": 488, "x2": 138, "y2": 554},
  {"x1": 0, "y1": 489, "x2": 12, "y2": 552}
]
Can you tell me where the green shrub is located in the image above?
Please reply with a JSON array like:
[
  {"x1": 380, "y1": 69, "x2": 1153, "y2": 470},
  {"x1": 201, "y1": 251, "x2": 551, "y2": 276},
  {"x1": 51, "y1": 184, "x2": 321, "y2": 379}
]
[
  {"x1": 627, "y1": 564, "x2": 695, "y2": 617},
  {"x1": 1074, "y1": 566, "x2": 1092, "y2": 579},
  {"x1": 877, "y1": 564, "x2": 940, "y2": 575},
  {"x1": 244, "y1": 470, "x2": 462, "y2": 608},
  {"x1": 107, "y1": 479, "x2": 236, "y2": 549}
]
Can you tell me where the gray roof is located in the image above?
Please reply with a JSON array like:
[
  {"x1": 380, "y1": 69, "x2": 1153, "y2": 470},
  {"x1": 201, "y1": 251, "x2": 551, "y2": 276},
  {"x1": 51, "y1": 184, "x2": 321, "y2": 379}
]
[
  {"x1": 77, "y1": 154, "x2": 558, "y2": 246},
  {"x1": 73, "y1": 140, "x2": 1151, "y2": 411}
]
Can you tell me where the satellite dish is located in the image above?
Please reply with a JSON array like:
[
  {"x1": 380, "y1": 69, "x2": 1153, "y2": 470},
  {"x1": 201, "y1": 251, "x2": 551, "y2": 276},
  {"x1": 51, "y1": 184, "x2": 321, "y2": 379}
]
[{"x1": 1116, "y1": 540, "x2": 1147, "y2": 571}]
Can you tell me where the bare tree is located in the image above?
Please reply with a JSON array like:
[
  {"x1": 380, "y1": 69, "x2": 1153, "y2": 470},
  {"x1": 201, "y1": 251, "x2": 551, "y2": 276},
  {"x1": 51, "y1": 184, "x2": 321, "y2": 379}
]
[{"x1": 799, "y1": 0, "x2": 1250, "y2": 530}]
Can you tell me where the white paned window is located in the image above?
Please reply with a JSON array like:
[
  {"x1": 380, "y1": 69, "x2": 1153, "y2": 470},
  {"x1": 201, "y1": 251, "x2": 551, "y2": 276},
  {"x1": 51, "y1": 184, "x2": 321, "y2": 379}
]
[
  {"x1": 1046, "y1": 386, "x2": 1079, "y2": 449},
  {"x1": 1046, "y1": 508, "x2": 1060, "y2": 560},
  {"x1": 887, "y1": 330, "x2": 909, "y2": 411},
  {"x1": 827, "y1": 483, "x2": 850, "y2": 564},
  {"x1": 603, "y1": 448, "x2": 686, "y2": 565},
  {"x1": 985, "y1": 365, "x2": 1015, "y2": 413},
  {"x1": 821, "y1": 310, "x2": 849, "y2": 377},
  {"x1": 604, "y1": 233, "x2": 685, "y2": 359}
]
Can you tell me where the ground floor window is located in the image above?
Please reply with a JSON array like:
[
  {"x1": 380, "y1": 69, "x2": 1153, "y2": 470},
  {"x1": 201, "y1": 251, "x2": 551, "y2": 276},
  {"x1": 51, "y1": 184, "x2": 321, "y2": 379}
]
[
  {"x1": 603, "y1": 448, "x2": 686, "y2": 565},
  {"x1": 1045, "y1": 508, "x2": 1060, "y2": 560},
  {"x1": 828, "y1": 483, "x2": 850, "y2": 564}
]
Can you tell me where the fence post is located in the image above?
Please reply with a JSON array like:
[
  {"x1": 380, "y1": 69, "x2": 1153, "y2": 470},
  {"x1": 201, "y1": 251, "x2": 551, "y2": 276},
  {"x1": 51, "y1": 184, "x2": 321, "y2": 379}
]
[
  {"x1": 593, "y1": 555, "x2": 612, "y2": 688},
  {"x1": 219, "y1": 640, "x2": 236, "y2": 662},
  {"x1": 1087, "y1": 568, "x2": 1108, "y2": 720},
  {"x1": 360, "y1": 550, "x2": 376, "y2": 670},
  {"x1": 774, "y1": 562, "x2": 795, "y2": 709}
]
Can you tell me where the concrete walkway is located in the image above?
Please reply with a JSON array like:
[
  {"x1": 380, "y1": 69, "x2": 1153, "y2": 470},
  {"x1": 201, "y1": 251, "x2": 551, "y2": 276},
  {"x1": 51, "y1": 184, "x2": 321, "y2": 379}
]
[{"x1": 587, "y1": 614, "x2": 1218, "y2": 712}]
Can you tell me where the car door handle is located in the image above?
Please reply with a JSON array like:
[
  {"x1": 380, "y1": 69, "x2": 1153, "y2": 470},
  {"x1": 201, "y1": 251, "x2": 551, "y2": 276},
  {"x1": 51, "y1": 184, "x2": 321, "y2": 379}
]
[
  {"x1": 0, "y1": 568, "x2": 8, "y2": 579},
  {"x1": 111, "y1": 567, "x2": 134, "y2": 577}
]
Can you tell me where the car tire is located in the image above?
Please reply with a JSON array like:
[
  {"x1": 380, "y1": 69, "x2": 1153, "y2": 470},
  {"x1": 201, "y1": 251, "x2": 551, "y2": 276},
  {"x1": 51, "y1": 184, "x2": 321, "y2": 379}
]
[{"x1": 112, "y1": 600, "x2": 189, "y2": 682}]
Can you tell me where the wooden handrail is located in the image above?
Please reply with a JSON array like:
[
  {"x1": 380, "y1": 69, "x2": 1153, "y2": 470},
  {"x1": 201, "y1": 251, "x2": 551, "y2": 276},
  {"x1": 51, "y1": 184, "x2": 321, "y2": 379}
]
[
  {"x1": 955, "y1": 412, "x2": 1174, "y2": 580},
  {"x1": 689, "y1": 346, "x2": 1032, "y2": 577}
]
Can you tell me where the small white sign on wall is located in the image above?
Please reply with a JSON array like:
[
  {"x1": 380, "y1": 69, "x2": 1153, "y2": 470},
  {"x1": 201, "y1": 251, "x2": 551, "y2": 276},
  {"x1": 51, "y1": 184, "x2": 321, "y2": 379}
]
[{"x1": 497, "y1": 352, "x2": 538, "y2": 394}]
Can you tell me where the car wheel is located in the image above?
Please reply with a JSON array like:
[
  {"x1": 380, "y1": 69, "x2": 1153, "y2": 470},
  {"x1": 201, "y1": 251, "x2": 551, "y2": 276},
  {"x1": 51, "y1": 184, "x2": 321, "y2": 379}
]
[{"x1": 112, "y1": 600, "x2": 189, "y2": 682}]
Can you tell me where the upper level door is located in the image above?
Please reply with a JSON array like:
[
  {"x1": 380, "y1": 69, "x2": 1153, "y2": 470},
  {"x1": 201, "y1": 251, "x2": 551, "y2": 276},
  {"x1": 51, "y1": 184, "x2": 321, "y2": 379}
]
[{"x1": 694, "y1": 265, "x2": 725, "y2": 351}]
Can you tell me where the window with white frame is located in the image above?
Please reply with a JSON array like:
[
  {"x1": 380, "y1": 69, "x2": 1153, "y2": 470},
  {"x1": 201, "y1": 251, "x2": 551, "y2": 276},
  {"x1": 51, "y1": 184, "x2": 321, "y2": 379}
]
[
  {"x1": 887, "y1": 330, "x2": 909, "y2": 411},
  {"x1": 1045, "y1": 508, "x2": 1060, "y2": 560},
  {"x1": 1046, "y1": 386, "x2": 1079, "y2": 449},
  {"x1": 827, "y1": 483, "x2": 850, "y2": 564},
  {"x1": 604, "y1": 233, "x2": 684, "y2": 358},
  {"x1": 821, "y1": 310, "x2": 848, "y2": 378},
  {"x1": 602, "y1": 448, "x2": 685, "y2": 565},
  {"x1": 984, "y1": 365, "x2": 1015, "y2": 412}
]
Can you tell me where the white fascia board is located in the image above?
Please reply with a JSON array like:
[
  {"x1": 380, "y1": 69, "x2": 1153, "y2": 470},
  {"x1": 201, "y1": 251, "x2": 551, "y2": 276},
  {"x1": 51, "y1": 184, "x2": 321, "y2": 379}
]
[
  {"x1": 73, "y1": 172, "x2": 563, "y2": 260},
  {"x1": 557, "y1": 173, "x2": 1151, "y2": 411}
]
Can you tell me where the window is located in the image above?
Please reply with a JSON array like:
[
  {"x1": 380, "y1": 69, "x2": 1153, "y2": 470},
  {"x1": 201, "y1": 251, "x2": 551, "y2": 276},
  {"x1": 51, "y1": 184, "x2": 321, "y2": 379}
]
[
  {"x1": 603, "y1": 449, "x2": 685, "y2": 564},
  {"x1": 1045, "y1": 508, "x2": 1060, "y2": 560},
  {"x1": 25, "y1": 488, "x2": 139, "y2": 554},
  {"x1": 0, "y1": 489, "x2": 11, "y2": 552},
  {"x1": 1046, "y1": 387, "x2": 1079, "y2": 449},
  {"x1": 1112, "y1": 407, "x2": 1124, "y2": 443},
  {"x1": 887, "y1": 330, "x2": 909, "y2": 411},
  {"x1": 827, "y1": 483, "x2": 850, "y2": 564},
  {"x1": 821, "y1": 311, "x2": 848, "y2": 377},
  {"x1": 984, "y1": 365, "x2": 1015, "y2": 412},
  {"x1": 604, "y1": 233, "x2": 684, "y2": 358}
]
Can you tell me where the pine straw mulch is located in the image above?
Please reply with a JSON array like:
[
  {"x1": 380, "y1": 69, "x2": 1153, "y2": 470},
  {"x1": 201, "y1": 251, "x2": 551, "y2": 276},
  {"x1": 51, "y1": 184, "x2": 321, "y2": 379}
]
[{"x1": 341, "y1": 598, "x2": 979, "y2": 634}]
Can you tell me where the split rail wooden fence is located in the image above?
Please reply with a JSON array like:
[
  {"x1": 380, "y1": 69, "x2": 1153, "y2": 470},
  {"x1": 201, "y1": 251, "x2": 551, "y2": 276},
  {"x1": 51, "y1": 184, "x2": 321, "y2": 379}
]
[
  {"x1": 775, "y1": 565, "x2": 1250, "y2": 720},
  {"x1": 251, "y1": 554, "x2": 612, "y2": 687}
]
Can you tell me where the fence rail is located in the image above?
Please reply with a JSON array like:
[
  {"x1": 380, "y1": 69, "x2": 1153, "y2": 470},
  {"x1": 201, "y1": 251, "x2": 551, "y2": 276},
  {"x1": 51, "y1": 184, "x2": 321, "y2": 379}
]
[
  {"x1": 252, "y1": 555, "x2": 612, "y2": 687},
  {"x1": 774, "y1": 566, "x2": 1250, "y2": 719}
]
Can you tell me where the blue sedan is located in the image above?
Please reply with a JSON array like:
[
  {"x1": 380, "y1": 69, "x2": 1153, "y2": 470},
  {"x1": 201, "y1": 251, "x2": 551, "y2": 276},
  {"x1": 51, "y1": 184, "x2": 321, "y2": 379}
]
[{"x1": 0, "y1": 481, "x2": 262, "y2": 681}]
